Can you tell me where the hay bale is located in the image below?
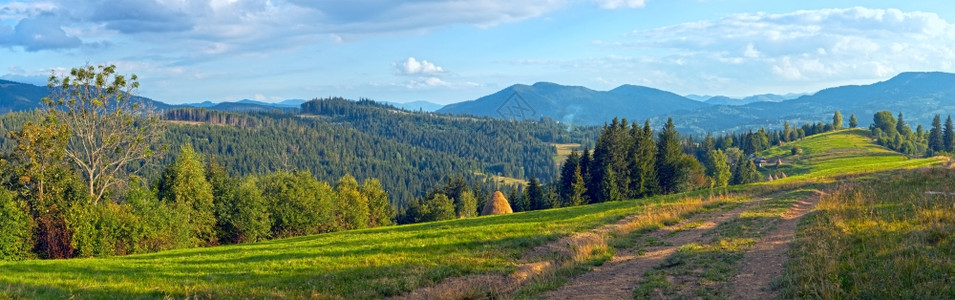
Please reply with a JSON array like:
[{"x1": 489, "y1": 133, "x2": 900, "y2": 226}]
[{"x1": 481, "y1": 191, "x2": 513, "y2": 216}]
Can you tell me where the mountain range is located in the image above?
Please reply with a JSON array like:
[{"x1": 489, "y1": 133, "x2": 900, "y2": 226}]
[
  {"x1": 2, "y1": 72, "x2": 955, "y2": 134},
  {"x1": 438, "y1": 82, "x2": 708, "y2": 124}
]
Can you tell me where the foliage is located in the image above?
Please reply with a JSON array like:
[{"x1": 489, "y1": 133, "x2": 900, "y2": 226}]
[
  {"x1": 0, "y1": 191, "x2": 688, "y2": 299},
  {"x1": 335, "y1": 174, "x2": 370, "y2": 230},
  {"x1": 214, "y1": 175, "x2": 271, "y2": 244},
  {"x1": 44, "y1": 64, "x2": 163, "y2": 204},
  {"x1": 0, "y1": 189, "x2": 32, "y2": 261},
  {"x1": 708, "y1": 149, "x2": 731, "y2": 188},
  {"x1": 260, "y1": 171, "x2": 335, "y2": 238},
  {"x1": 124, "y1": 182, "x2": 191, "y2": 253},
  {"x1": 156, "y1": 145, "x2": 216, "y2": 246},
  {"x1": 454, "y1": 189, "x2": 477, "y2": 219},
  {"x1": 832, "y1": 110, "x2": 843, "y2": 129},
  {"x1": 361, "y1": 179, "x2": 394, "y2": 226}
]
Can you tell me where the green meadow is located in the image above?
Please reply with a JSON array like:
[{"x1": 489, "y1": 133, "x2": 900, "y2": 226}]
[{"x1": 1, "y1": 129, "x2": 950, "y2": 299}]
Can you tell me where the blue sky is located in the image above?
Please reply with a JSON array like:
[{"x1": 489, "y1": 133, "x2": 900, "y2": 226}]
[{"x1": 2, "y1": 1, "x2": 955, "y2": 104}]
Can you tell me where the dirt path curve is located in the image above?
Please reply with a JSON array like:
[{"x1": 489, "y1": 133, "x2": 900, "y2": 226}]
[
  {"x1": 728, "y1": 190, "x2": 825, "y2": 300},
  {"x1": 542, "y1": 200, "x2": 762, "y2": 300},
  {"x1": 391, "y1": 205, "x2": 679, "y2": 300}
]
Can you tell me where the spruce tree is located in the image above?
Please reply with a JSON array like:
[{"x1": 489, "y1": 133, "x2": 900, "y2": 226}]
[
  {"x1": 929, "y1": 114, "x2": 943, "y2": 152},
  {"x1": 568, "y1": 165, "x2": 588, "y2": 206},
  {"x1": 945, "y1": 116, "x2": 955, "y2": 152},
  {"x1": 558, "y1": 150, "x2": 580, "y2": 200},
  {"x1": 526, "y1": 175, "x2": 545, "y2": 210},
  {"x1": 656, "y1": 118, "x2": 684, "y2": 194},
  {"x1": 596, "y1": 165, "x2": 621, "y2": 202},
  {"x1": 629, "y1": 120, "x2": 658, "y2": 197},
  {"x1": 849, "y1": 114, "x2": 858, "y2": 128}
]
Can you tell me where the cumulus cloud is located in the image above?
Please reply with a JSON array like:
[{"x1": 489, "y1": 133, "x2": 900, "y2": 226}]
[
  {"x1": 0, "y1": 13, "x2": 82, "y2": 51},
  {"x1": 624, "y1": 7, "x2": 955, "y2": 84},
  {"x1": 593, "y1": 0, "x2": 647, "y2": 10},
  {"x1": 395, "y1": 57, "x2": 445, "y2": 75}
]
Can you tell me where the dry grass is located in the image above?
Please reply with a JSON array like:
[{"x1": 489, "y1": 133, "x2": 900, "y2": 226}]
[{"x1": 780, "y1": 168, "x2": 955, "y2": 298}]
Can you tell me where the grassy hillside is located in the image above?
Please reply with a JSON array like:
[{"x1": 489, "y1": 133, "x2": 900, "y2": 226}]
[
  {"x1": 0, "y1": 194, "x2": 719, "y2": 299},
  {"x1": 0, "y1": 128, "x2": 949, "y2": 299},
  {"x1": 754, "y1": 129, "x2": 940, "y2": 183},
  {"x1": 781, "y1": 167, "x2": 955, "y2": 298}
]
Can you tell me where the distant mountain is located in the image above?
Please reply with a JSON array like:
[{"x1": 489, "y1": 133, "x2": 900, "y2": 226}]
[
  {"x1": 0, "y1": 79, "x2": 173, "y2": 113},
  {"x1": 381, "y1": 100, "x2": 443, "y2": 112},
  {"x1": 179, "y1": 98, "x2": 306, "y2": 112},
  {"x1": 438, "y1": 82, "x2": 708, "y2": 125},
  {"x1": 684, "y1": 94, "x2": 713, "y2": 102},
  {"x1": 0, "y1": 79, "x2": 48, "y2": 113},
  {"x1": 659, "y1": 72, "x2": 955, "y2": 135},
  {"x1": 704, "y1": 93, "x2": 806, "y2": 106}
]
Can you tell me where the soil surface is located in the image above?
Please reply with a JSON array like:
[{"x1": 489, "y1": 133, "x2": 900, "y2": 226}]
[
  {"x1": 727, "y1": 191, "x2": 824, "y2": 300},
  {"x1": 542, "y1": 201, "x2": 760, "y2": 300}
]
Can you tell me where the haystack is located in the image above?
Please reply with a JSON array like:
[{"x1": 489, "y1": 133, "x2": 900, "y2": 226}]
[{"x1": 481, "y1": 191, "x2": 513, "y2": 215}]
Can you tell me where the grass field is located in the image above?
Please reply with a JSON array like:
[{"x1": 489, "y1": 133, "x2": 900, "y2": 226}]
[
  {"x1": 756, "y1": 129, "x2": 941, "y2": 183},
  {"x1": 780, "y1": 167, "x2": 955, "y2": 298},
  {"x1": 552, "y1": 143, "x2": 581, "y2": 166},
  {"x1": 0, "y1": 192, "x2": 734, "y2": 299},
  {"x1": 1, "y1": 129, "x2": 951, "y2": 299}
]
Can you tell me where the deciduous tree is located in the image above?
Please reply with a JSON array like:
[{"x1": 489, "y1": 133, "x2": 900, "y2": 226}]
[{"x1": 44, "y1": 64, "x2": 163, "y2": 204}]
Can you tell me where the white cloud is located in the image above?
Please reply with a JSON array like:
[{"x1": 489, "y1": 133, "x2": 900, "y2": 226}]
[
  {"x1": 0, "y1": 0, "x2": 566, "y2": 56},
  {"x1": 395, "y1": 57, "x2": 445, "y2": 75},
  {"x1": 594, "y1": 0, "x2": 646, "y2": 10},
  {"x1": 623, "y1": 7, "x2": 955, "y2": 84}
]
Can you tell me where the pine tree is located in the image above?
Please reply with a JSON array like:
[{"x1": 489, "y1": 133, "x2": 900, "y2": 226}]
[
  {"x1": 732, "y1": 156, "x2": 760, "y2": 185},
  {"x1": 832, "y1": 111, "x2": 843, "y2": 130},
  {"x1": 896, "y1": 112, "x2": 913, "y2": 138},
  {"x1": 849, "y1": 114, "x2": 858, "y2": 128},
  {"x1": 656, "y1": 118, "x2": 685, "y2": 194},
  {"x1": 929, "y1": 114, "x2": 943, "y2": 152},
  {"x1": 629, "y1": 120, "x2": 658, "y2": 198},
  {"x1": 424, "y1": 193, "x2": 455, "y2": 221},
  {"x1": 596, "y1": 165, "x2": 621, "y2": 202},
  {"x1": 945, "y1": 115, "x2": 955, "y2": 152},
  {"x1": 526, "y1": 175, "x2": 545, "y2": 210},
  {"x1": 558, "y1": 150, "x2": 580, "y2": 200},
  {"x1": 568, "y1": 165, "x2": 588, "y2": 206}
]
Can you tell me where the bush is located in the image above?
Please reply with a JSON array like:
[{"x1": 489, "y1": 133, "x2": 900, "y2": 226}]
[
  {"x1": 0, "y1": 189, "x2": 33, "y2": 261},
  {"x1": 791, "y1": 145, "x2": 803, "y2": 155},
  {"x1": 217, "y1": 177, "x2": 271, "y2": 244},
  {"x1": 262, "y1": 171, "x2": 335, "y2": 238},
  {"x1": 125, "y1": 184, "x2": 192, "y2": 253},
  {"x1": 68, "y1": 202, "x2": 132, "y2": 257}
]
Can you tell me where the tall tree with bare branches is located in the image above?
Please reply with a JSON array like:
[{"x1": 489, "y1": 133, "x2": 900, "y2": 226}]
[{"x1": 44, "y1": 64, "x2": 163, "y2": 204}]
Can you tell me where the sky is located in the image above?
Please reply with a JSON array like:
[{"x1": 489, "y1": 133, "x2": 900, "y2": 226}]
[{"x1": 2, "y1": 1, "x2": 955, "y2": 105}]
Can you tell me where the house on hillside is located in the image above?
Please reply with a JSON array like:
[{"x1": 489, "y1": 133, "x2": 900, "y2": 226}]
[{"x1": 754, "y1": 157, "x2": 770, "y2": 167}]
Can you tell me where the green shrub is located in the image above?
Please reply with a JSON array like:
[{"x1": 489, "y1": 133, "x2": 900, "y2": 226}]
[
  {"x1": 68, "y1": 202, "x2": 132, "y2": 257},
  {"x1": 0, "y1": 188, "x2": 33, "y2": 261},
  {"x1": 126, "y1": 184, "x2": 192, "y2": 253},
  {"x1": 217, "y1": 177, "x2": 271, "y2": 244},
  {"x1": 262, "y1": 171, "x2": 335, "y2": 238}
]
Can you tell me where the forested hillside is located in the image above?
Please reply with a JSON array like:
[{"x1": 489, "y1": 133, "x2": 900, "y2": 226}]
[{"x1": 157, "y1": 98, "x2": 600, "y2": 205}]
